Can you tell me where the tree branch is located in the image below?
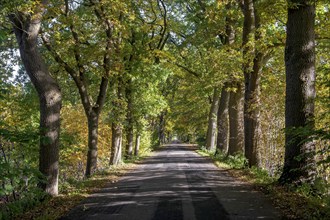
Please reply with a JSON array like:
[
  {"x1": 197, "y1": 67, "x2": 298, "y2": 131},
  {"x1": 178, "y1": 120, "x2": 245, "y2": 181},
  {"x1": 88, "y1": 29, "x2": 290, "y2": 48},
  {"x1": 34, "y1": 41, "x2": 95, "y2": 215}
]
[
  {"x1": 156, "y1": 0, "x2": 168, "y2": 50},
  {"x1": 171, "y1": 61, "x2": 200, "y2": 78},
  {"x1": 41, "y1": 34, "x2": 92, "y2": 110}
]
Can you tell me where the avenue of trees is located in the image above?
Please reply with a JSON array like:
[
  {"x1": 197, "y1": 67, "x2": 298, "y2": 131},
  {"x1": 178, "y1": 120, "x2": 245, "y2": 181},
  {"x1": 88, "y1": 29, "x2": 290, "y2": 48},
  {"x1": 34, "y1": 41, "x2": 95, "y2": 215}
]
[{"x1": 0, "y1": 0, "x2": 329, "y2": 213}]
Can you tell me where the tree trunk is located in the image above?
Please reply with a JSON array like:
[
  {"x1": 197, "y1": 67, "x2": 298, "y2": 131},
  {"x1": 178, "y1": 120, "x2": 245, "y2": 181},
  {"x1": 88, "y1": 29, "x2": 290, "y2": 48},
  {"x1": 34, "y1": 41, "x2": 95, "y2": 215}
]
[
  {"x1": 158, "y1": 112, "x2": 166, "y2": 145},
  {"x1": 110, "y1": 123, "x2": 122, "y2": 165},
  {"x1": 134, "y1": 133, "x2": 141, "y2": 156},
  {"x1": 125, "y1": 81, "x2": 134, "y2": 158},
  {"x1": 206, "y1": 87, "x2": 220, "y2": 150},
  {"x1": 126, "y1": 125, "x2": 134, "y2": 157},
  {"x1": 228, "y1": 82, "x2": 245, "y2": 155},
  {"x1": 110, "y1": 79, "x2": 125, "y2": 165},
  {"x1": 109, "y1": 77, "x2": 125, "y2": 165},
  {"x1": 216, "y1": 84, "x2": 230, "y2": 154},
  {"x1": 244, "y1": 57, "x2": 261, "y2": 166},
  {"x1": 215, "y1": 1, "x2": 238, "y2": 156},
  {"x1": 10, "y1": 10, "x2": 61, "y2": 196},
  {"x1": 242, "y1": 0, "x2": 261, "y2": 167},
  {"x1": 81, "y1": 77, "x2": 108, "y2": 177},
  {"x1": 279, "y1": 0, "x2": 316, "y2": 184},
  {"x1": 85, "y1": 111, "x2": 99, "y2": 177}
]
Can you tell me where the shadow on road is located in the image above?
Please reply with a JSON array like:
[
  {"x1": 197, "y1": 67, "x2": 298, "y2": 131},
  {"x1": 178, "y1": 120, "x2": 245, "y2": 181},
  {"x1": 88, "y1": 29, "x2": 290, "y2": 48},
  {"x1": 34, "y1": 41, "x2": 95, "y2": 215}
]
[{"x1": 60, "y1": 145, "x2": 280, "y2": 220}]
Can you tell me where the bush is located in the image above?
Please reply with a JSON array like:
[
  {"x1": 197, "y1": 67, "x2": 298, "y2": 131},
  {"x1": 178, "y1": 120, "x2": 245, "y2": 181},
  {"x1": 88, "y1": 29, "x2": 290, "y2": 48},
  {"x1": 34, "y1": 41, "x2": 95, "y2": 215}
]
[
  {"x1": 0, "y1": 128, "x2": 46, "y2": 220},
  {"x1": 0, "y1": 188, "x2": 47, "y2": 220}
]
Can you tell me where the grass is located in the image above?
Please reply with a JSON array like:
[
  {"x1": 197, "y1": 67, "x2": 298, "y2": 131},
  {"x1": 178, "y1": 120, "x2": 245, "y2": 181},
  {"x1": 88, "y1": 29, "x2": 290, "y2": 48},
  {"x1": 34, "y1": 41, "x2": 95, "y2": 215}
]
[
  {"x1": 2, "y1": 153, "x2": 152, "y2": 220},
  {"x1": 196, "y1": 147, "x2": 330, "y2": 220},
  {"x1": 14, "y1": 164, "x2": 133, "y2": 220}
]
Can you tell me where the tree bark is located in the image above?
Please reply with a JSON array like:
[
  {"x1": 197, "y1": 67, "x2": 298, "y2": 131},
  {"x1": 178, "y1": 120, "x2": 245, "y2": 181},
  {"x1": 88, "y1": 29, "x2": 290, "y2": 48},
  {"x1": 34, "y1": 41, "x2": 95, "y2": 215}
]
[
  {"x1": 206, "y1": 87, "x2": 220, "y2": 150},
  {"x1": 82, "y1": 78, "x2": 108, "y2": 177},
  {"x1": 244, "y1": 58, "x2": 262, "y2": 166},
  {"x1": 125, "y1": 80, "x2": 134, "y2": 158},
  {"x1": 110, "y1": 79, "x2": 124, "y2": 165},
  {"x1": 216, "y1": 1, "x2": 241, "y2": 156},
  {"x1": 279, "y1": 0, "x2": 316, "y2": 184},
  {"x1": 158, "y1": 112, "x2": 166, "y2": 145},
  {"x1": 85, "y1": 112, "x2": 99, "y2": 177},
  {"x1": 242, "y1": 0, "x2": 261, "y2": 167},
  {"x1": 216, "y1": 84, "x2": 230, "y2": 154},
  {"x1": 134, "y1": 133, "x2": 141, "y2": 156},
  {"x1": 125, "y1": 123, "x2": 134, "y2": 158},
  {"x1": 228, "y1": 82, "x2": 245, "y2": 155},
  {"x1": 10, "y1": 8, "x2": 61, "y2": 196},
  {"x1": 110, "y1": 123, "x2": 123, "y2": 165}
]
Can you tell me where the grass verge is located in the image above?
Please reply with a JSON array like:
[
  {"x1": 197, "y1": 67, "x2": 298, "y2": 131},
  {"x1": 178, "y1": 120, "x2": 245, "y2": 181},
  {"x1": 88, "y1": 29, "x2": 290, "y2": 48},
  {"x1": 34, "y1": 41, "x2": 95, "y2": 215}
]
[{"x1": 196, "y1": 148, "x2": 330, "y2": 220}]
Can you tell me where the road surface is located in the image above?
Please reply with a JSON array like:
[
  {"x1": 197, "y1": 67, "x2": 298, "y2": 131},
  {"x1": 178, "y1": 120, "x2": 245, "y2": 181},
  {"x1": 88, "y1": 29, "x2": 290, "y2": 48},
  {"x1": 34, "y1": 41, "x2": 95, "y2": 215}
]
[{"x1": 60, "y1": 144, "x2": 281, "y2": 220}]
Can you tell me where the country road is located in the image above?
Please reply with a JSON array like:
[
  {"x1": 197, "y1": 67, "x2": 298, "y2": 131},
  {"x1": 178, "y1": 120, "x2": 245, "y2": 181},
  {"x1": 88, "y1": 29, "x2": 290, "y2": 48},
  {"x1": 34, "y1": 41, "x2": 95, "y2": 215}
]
[{"x1": 60, "y1": 144, "x2": 281, "y2": 220}]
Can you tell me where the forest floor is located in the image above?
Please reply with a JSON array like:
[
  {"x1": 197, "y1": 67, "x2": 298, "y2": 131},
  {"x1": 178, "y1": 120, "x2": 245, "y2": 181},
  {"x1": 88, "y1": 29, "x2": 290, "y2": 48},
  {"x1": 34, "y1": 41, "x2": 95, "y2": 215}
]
[{"x1": 58, "y1": 144, "x2": 281, "y2": 220}]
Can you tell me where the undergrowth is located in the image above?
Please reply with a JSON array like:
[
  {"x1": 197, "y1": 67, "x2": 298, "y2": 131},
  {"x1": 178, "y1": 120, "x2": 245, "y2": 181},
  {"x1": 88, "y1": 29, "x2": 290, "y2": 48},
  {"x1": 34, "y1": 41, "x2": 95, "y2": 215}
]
[{"x1": 0, "y1": 154, "x2": 150, "y2": 220}]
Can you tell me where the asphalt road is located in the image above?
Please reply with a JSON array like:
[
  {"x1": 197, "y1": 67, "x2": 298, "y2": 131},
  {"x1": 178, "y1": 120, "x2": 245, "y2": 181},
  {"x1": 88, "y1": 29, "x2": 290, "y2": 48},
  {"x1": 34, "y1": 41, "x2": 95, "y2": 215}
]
[{"x1": 60, "y1": 144, "x2": 281, "y2": 220}]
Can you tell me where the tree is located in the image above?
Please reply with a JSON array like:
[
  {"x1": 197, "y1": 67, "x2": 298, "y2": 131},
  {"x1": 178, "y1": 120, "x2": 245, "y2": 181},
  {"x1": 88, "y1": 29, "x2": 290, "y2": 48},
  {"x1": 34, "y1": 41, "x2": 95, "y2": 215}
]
[
  {"x1": 206, "y1": 88, "x2": 220, "y2": 150},
  {"x1": 134, "y1": 133, "x2": 141, "y2": 156},
  {"x1": 242, "y1": 0, "x2": 263, "y2": 167},
  {"x1": 228, "y1": 81, "x2": 245, "y2": 155},
  {"x1": 42, "y1": 0, "x2": 113, "y2": 177},
  {"x1": 125, "y1": 79, "x2": 134, "y2": 158},
  {"x1": 9, "y1": 0, "x2": 61, "y2": 196},
  {"x1": 216, "y1": 84, "x2": 229, "y2": 153},
  {"x1": 216, "y1": 1, "x2": 244, "y2": 155},
  {"x1": 109, "y1": 77, "x2": 126, "y2": 165},
  {"x1": 279, "y1": 0, "x2": 316, "y2": 184},
  {"x1": 168, "y1": 1, "x2": 226, "y2": 150}
]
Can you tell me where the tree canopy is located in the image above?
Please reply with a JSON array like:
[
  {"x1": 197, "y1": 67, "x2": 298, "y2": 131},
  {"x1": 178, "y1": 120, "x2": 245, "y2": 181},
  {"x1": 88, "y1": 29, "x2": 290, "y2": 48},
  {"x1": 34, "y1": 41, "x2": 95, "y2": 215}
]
[{"x1": 0, "y1": 0, "x2": 329, "y2": 218}]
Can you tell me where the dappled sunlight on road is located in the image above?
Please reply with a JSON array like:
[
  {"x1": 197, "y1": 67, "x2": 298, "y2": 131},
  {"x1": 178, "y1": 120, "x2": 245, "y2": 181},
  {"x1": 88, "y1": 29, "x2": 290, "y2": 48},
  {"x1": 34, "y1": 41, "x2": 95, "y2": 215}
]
[{"x1": 60, "y1": 145, "x2": 280, "y2": 220}]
